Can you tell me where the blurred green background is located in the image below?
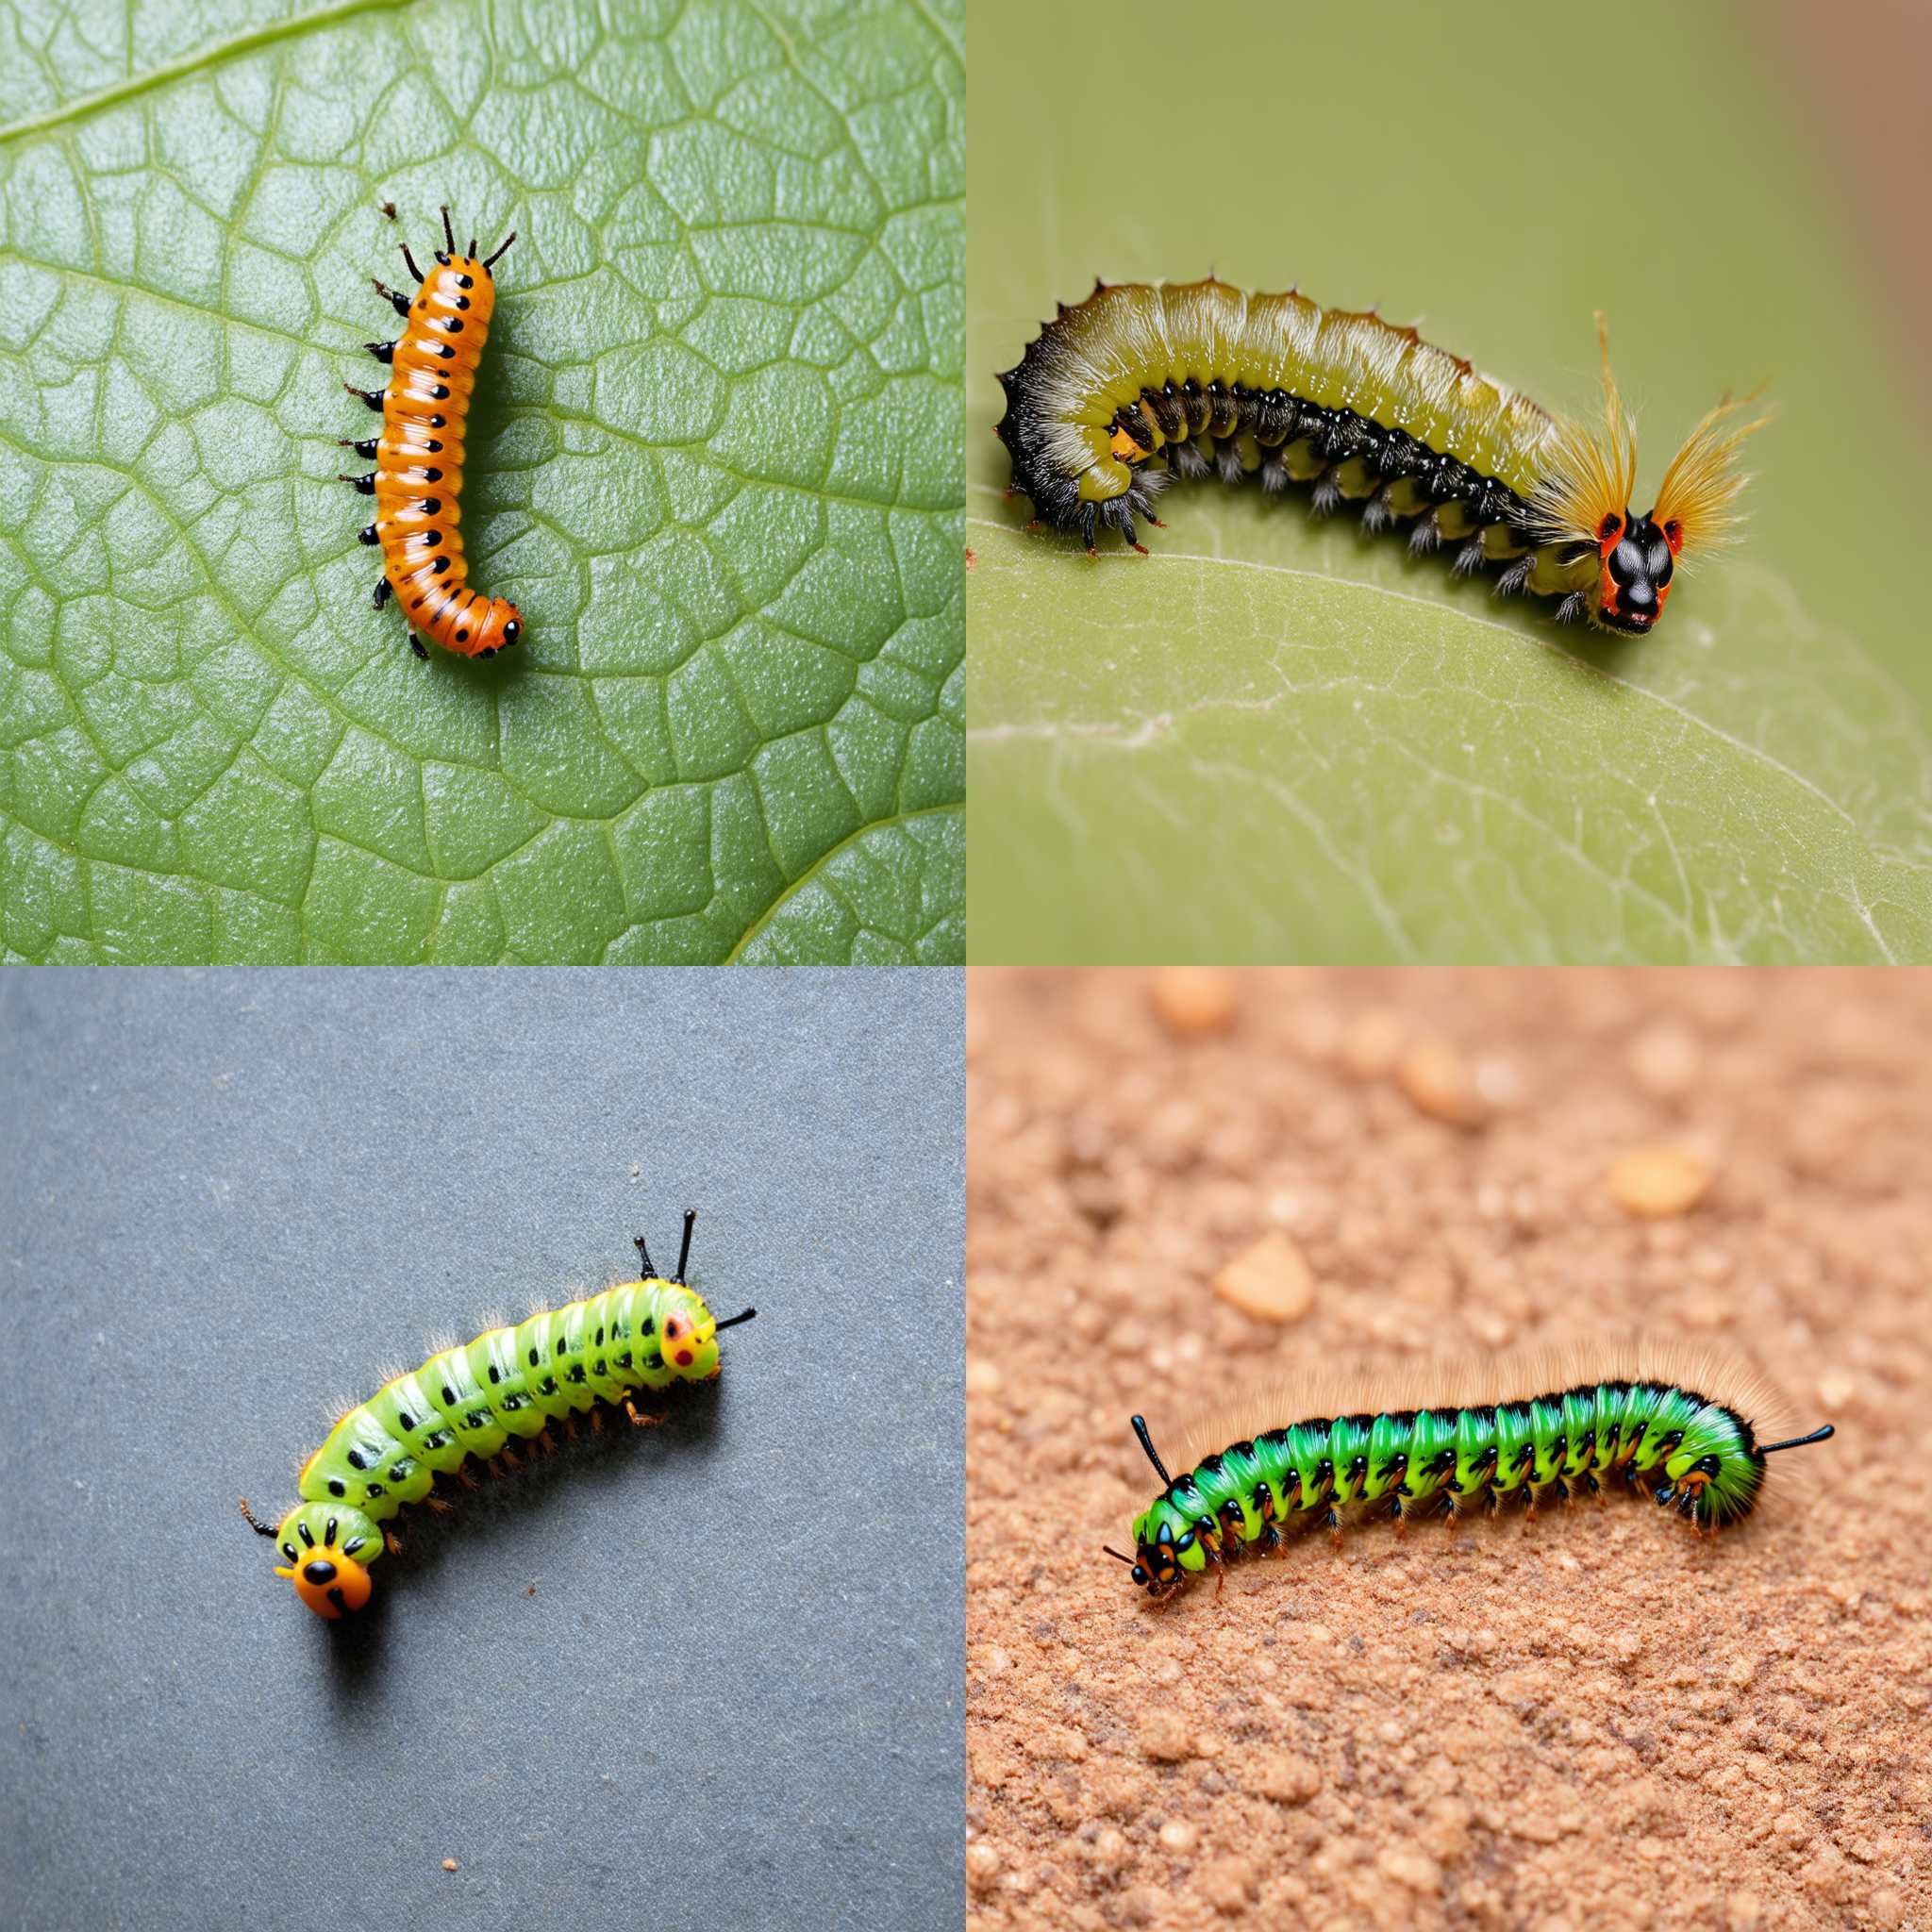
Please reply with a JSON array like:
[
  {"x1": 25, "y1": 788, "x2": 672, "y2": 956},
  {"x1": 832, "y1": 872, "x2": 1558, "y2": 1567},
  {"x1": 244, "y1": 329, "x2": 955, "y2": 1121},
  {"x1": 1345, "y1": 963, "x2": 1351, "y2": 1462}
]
[{"x1": 968, "y1": 0, "x2": 1932, "y2": 963}]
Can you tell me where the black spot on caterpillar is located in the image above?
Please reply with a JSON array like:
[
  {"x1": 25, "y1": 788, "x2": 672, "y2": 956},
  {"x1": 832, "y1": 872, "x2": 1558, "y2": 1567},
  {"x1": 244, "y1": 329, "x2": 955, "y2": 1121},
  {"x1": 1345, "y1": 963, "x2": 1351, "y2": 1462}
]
[
  {"x1": 239, "y1": 1213, "x2": 757, "y2": 1622},
  {"x1": 995, "y1": 279, "x2": 1774, "y2": 636}
]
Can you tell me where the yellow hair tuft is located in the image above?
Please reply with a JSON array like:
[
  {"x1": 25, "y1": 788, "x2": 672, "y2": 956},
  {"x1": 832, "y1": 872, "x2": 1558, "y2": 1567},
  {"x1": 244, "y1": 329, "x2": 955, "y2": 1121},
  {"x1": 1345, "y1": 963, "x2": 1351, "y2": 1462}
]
[
  {"x1": 1525, "y1": 313, "x2": 1637, "y2": 548},
  {"x1": 1649, "y1": 386, "x2": 1777, "y2": 567}
]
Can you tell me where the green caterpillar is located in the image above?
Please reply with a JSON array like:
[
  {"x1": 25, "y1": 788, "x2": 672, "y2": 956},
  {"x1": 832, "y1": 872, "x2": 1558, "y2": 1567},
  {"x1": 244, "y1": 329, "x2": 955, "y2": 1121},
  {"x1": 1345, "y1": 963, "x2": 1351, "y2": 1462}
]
[
  {"x1": 241, "y1": 1213, "x2": 755, "y2": 1621},
  {"x1": 1107, "y1": 1341, "x2": 1831, "y2": 1599}
]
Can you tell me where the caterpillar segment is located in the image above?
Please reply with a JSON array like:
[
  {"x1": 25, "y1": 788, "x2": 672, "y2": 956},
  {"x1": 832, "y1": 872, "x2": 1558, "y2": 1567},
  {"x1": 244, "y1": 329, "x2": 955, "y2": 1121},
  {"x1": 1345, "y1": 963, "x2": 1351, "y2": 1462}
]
[
  {"x1": 995, "y1": 279, "x2": 1773, "y2": 636},
  {"x1": 242, "y1": 1213, "x2": 757, "y2": 1621},
  {"x1": 338, "y1": 204, "x2": 523, "y2": 661},
  {"x1": 1103, "y1": 1343, "x2": 1831, "y2": 1601}
]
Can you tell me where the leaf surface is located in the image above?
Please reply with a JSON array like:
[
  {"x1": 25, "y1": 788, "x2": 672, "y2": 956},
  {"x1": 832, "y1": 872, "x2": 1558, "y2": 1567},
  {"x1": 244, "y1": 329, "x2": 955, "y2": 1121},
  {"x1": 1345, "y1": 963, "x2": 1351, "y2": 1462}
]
[
  {"x1": 966, "y1": 0, "x2": 1931, "y2": 963},
  {"x1": 0, "y1": 0, "x2": 963, "y2": 963}
]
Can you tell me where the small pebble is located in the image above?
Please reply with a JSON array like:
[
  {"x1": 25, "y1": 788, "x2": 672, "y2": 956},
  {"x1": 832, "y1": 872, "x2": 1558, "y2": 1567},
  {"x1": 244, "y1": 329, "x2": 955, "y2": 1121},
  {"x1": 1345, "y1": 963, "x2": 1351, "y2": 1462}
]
[
  {"x1": 1817, "y1": 1370, "x2": 1855, "y2": 1413},
  {"x1": 1213, "y1": 1230, "x2": 1315, "y2": 1324},
  {"x1": 1157, "y1": 1820, "x2": 1199, "y2": 1855},
  {"x1": 966, "y1": 1358, "x2": 1004, "y2": 1397},
  {"x1": 1397, "y1": 1040, "x2": 1491, "y2": 1127},
  {"x1": 441, "y1": 1859, "x2": 459, "y2": 1874},
  {"x1": 1248, "y1": 1752, "x2": 1322, "y2": 1804},
  {"x1": 1340, "y1": 1008, "x2": 1405, "y2": 1077},
  {"x1": 1629, "y1": 1022, "x2": 1702, "y2": 1096},
  {"x1": 1198, "y1": 1856, "x2": 1254, "y2": 1913},
  {"x1": 1150, "y1": 966, "x2": 1238, "y2": 1036},
  {"x1": 1378, "y1": 1847, "x2": 1441, "y2": 1893},
  {"x1": 1606, "y1": 1142, "x2": 1713, "y2": 1218},
  {"x1": 966, "y1": 1842, "x2": 1000, "y2": 1888},
  {"x1": 1140, "y1": 1712, "x2": 1199, "y2": 1762}
]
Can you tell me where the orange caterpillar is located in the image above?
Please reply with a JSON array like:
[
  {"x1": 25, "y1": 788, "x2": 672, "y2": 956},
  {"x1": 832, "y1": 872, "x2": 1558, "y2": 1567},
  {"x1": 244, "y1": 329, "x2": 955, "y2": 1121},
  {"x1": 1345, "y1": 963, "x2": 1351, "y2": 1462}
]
[{"x1": 341, "y1": 206, "x2": 523, "y2": 660}]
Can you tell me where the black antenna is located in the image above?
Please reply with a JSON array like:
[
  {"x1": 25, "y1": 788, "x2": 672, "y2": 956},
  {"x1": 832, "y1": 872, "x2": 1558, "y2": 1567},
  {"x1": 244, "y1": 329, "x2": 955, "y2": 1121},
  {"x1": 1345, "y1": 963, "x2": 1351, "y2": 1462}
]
[
  {"x1": 484, "y1": 230, "x2": 517, "y2": 268},
  {"x1": 1760, "y1": 1424, "x2": 1834, "y2": 1456},
  {"x1": 1131, "y1": 1414, "x2": 1173, "y2": 1490},
  {"x1": 468, "y1": 233, "x2": 477, "y2": 258},
  {"x1": 714, "y1": 1307, "x2": 757, "y2": 1331},
  {"x1": 398, "y1": 242, "x2": 425, "y2": 283},
  {"x1": 675, "y1": 1208, "x2": 696, "y2": 1284},
  {"x1": 440, "y1": 205, "x2": 456, "y2": 254},
  {"x1": 1102, "y1": 1545, "x2": 1136, "y2": 1566},
  {"x1": 238, "y1": 1497, "x2": 277, "y2": 1539},
  {"x1": 633, "y1": 1233, "x2": 656, "y2": 1276}
]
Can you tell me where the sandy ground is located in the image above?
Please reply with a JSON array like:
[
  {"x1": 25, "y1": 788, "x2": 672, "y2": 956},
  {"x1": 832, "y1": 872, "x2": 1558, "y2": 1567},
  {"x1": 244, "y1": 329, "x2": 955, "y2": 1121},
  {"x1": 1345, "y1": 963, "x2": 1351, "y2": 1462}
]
[{"x1": 966, "y1": 969, "x2": 1932, "y2": 1932}]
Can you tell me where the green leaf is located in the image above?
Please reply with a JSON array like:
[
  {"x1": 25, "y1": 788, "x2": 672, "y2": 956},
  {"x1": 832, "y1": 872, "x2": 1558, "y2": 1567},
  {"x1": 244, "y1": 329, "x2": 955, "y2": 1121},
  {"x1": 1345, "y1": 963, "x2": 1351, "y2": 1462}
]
[
  {"x1": 0, "y1": 0, "x2": 963, "y2": 964},
  {"x1": 967, "y1": 2, "x2": 1932, "y2": 963}
]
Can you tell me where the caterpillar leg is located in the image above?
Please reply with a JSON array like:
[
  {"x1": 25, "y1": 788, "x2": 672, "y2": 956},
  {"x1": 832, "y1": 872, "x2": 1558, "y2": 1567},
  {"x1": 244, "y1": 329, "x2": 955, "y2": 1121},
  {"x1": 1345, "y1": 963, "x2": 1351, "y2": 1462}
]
[
  {"x1": 239, "y1": 1497, "x2": 277, "y2": 1538},
  {"x1": 372, "y1": 277, "x2": 411, "y2": 318},
  {"x1": 533, "y1": 1426, "x2": 556, "y2": 1455},
  {"x1": 456, "y1": 1464, "x2": 480, "y2": 1490},
  {"x1": 344, "y1": 381, "x2": 385, "y2": 410},
  {"x1": 373, "y1": 577, "x2": 391, "y2": 610},
  {"x1": 590, "y1": 1407, "x2": 604, "y2": 1435},
  {"x1": 425, "y1": 1493, "x2": 454, "y2": 1515},
  {"x1": 385, "y1": 1530, "x2": 403, "y2": 1557},
  {"x1": 408, "y1": 634, "x2": 428, "y2": 661},
  {"x1": 625, "y1": 1399, "x2": 667, "y2": 1429},
  {"x1": 499, "y1": 1442, "x2": 522, "y2": 1470}
]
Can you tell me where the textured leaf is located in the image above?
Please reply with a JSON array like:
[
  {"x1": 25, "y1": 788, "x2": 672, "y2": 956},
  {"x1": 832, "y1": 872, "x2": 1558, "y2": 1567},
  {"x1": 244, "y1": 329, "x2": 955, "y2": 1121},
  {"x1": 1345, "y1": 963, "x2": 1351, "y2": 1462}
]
[
  {"x1": 0, "y1": 0, "x2": 963, "y2": 963},
  {"x1": 967, "y1": 1, "x2": 1932, "y2": 963}
]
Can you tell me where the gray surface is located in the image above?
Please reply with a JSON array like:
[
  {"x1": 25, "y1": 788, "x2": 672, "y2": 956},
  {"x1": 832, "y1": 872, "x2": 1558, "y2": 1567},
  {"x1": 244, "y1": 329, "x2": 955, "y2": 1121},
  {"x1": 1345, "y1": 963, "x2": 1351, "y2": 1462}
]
[{"x1": 0, "y1": 969, "x2": 964, "y2": 1932}]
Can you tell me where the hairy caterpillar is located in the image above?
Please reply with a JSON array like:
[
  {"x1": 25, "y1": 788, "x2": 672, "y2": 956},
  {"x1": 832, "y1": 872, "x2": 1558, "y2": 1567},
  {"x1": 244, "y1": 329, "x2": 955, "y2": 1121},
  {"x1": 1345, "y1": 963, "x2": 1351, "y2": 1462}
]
[
  {"x1": 1105, "y1": 1341, "x2": 1831, "y2": 1599},
  {"x1": 994, "y1": 280, "x2": 1774, "y2": 635},
  {"x1": 241, "y1": 1214, "x2": 755, "y2": 1620},
  {"x1": 339, "y1": 205, "x2": 523, "y2": 661}
]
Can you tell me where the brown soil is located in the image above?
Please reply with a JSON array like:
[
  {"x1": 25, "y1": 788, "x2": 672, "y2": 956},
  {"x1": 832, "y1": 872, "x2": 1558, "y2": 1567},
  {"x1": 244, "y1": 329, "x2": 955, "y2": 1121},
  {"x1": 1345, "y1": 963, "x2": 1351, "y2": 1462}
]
[{"x1": 966, "y1": 969, "x2": 1932, "y2": 1932}]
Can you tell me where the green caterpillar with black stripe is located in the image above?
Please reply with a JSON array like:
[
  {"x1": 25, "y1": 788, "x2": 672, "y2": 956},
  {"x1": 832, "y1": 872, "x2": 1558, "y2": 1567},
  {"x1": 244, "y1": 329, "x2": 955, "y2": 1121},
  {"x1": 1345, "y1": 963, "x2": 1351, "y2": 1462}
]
[
  {"x1": 1107, "y1": 1341, "x2": 1831, "y2": 1600},
  {"x1": 241, "y1": 1213, "x2": 756, "y2": 1620}
]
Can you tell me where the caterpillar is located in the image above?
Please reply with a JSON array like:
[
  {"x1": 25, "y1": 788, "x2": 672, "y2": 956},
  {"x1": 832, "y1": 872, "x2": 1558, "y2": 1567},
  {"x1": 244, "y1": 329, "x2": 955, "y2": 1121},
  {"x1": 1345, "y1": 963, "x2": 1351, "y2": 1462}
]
[
  {"x1": 994, "y1": 280, "x2": 1774, "y2": 635},
  {"x1": 240, "y1": 1214, "x2": 756, "y2": 1620},
  {"x1": 338, "y1": 205, "x2": 524, "y2": 661},
  {"x1": 1104, "y1": 1341, "x2": 1832, "y2": 1600}
]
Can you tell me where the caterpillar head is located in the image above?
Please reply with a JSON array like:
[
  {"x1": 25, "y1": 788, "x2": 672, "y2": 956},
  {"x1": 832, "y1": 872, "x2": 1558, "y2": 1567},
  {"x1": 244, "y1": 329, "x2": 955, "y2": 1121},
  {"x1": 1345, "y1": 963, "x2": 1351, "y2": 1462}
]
[
  {"x1": 1108, "y1": 1509, "x2": 1188, "y2": 1596},
  {"x1": 633, "y1": 1213, "x2": 756, "y2": 1381},
  {"x1": 658, "y1": 1287, "x2": 726, "y2": 1381},
  {"x1": 465, "y1": 598, "x2": 523, "y2": 658},
  {"x1": 1527, "y1": 315, "x2": 1774, "y2": 636},
  {"x1": 271, "y1": 1502, "x2": 380, "y2": 1620}
]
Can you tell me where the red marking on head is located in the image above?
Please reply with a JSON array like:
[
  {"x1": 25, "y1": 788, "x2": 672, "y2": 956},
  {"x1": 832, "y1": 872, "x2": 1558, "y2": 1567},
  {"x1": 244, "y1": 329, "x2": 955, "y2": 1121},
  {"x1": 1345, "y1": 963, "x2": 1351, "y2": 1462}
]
[
  {"x1": 1596, "y1": 512, "x2": 1624, "y2": 558},
  {"x1": 1661, "y1": 518, "x2": 1684, "y2": 556},
  {"x1": 675, "y1": 1349, "x2": 694, "y2": 1367}
]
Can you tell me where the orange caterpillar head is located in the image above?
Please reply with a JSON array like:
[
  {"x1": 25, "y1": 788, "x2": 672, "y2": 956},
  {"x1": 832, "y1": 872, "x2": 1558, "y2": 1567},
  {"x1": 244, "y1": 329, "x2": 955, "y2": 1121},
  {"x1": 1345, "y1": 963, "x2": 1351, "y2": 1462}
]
[
  {"x1": 1529, "y1": 315, "x2": 1775, "y2": 636},
  {"x1": 458, "y1": 596, "x2": 523, "y2": 658},
  {"x1": 264, "y1": 1502, "x2": 380, "y2": 1620}
]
